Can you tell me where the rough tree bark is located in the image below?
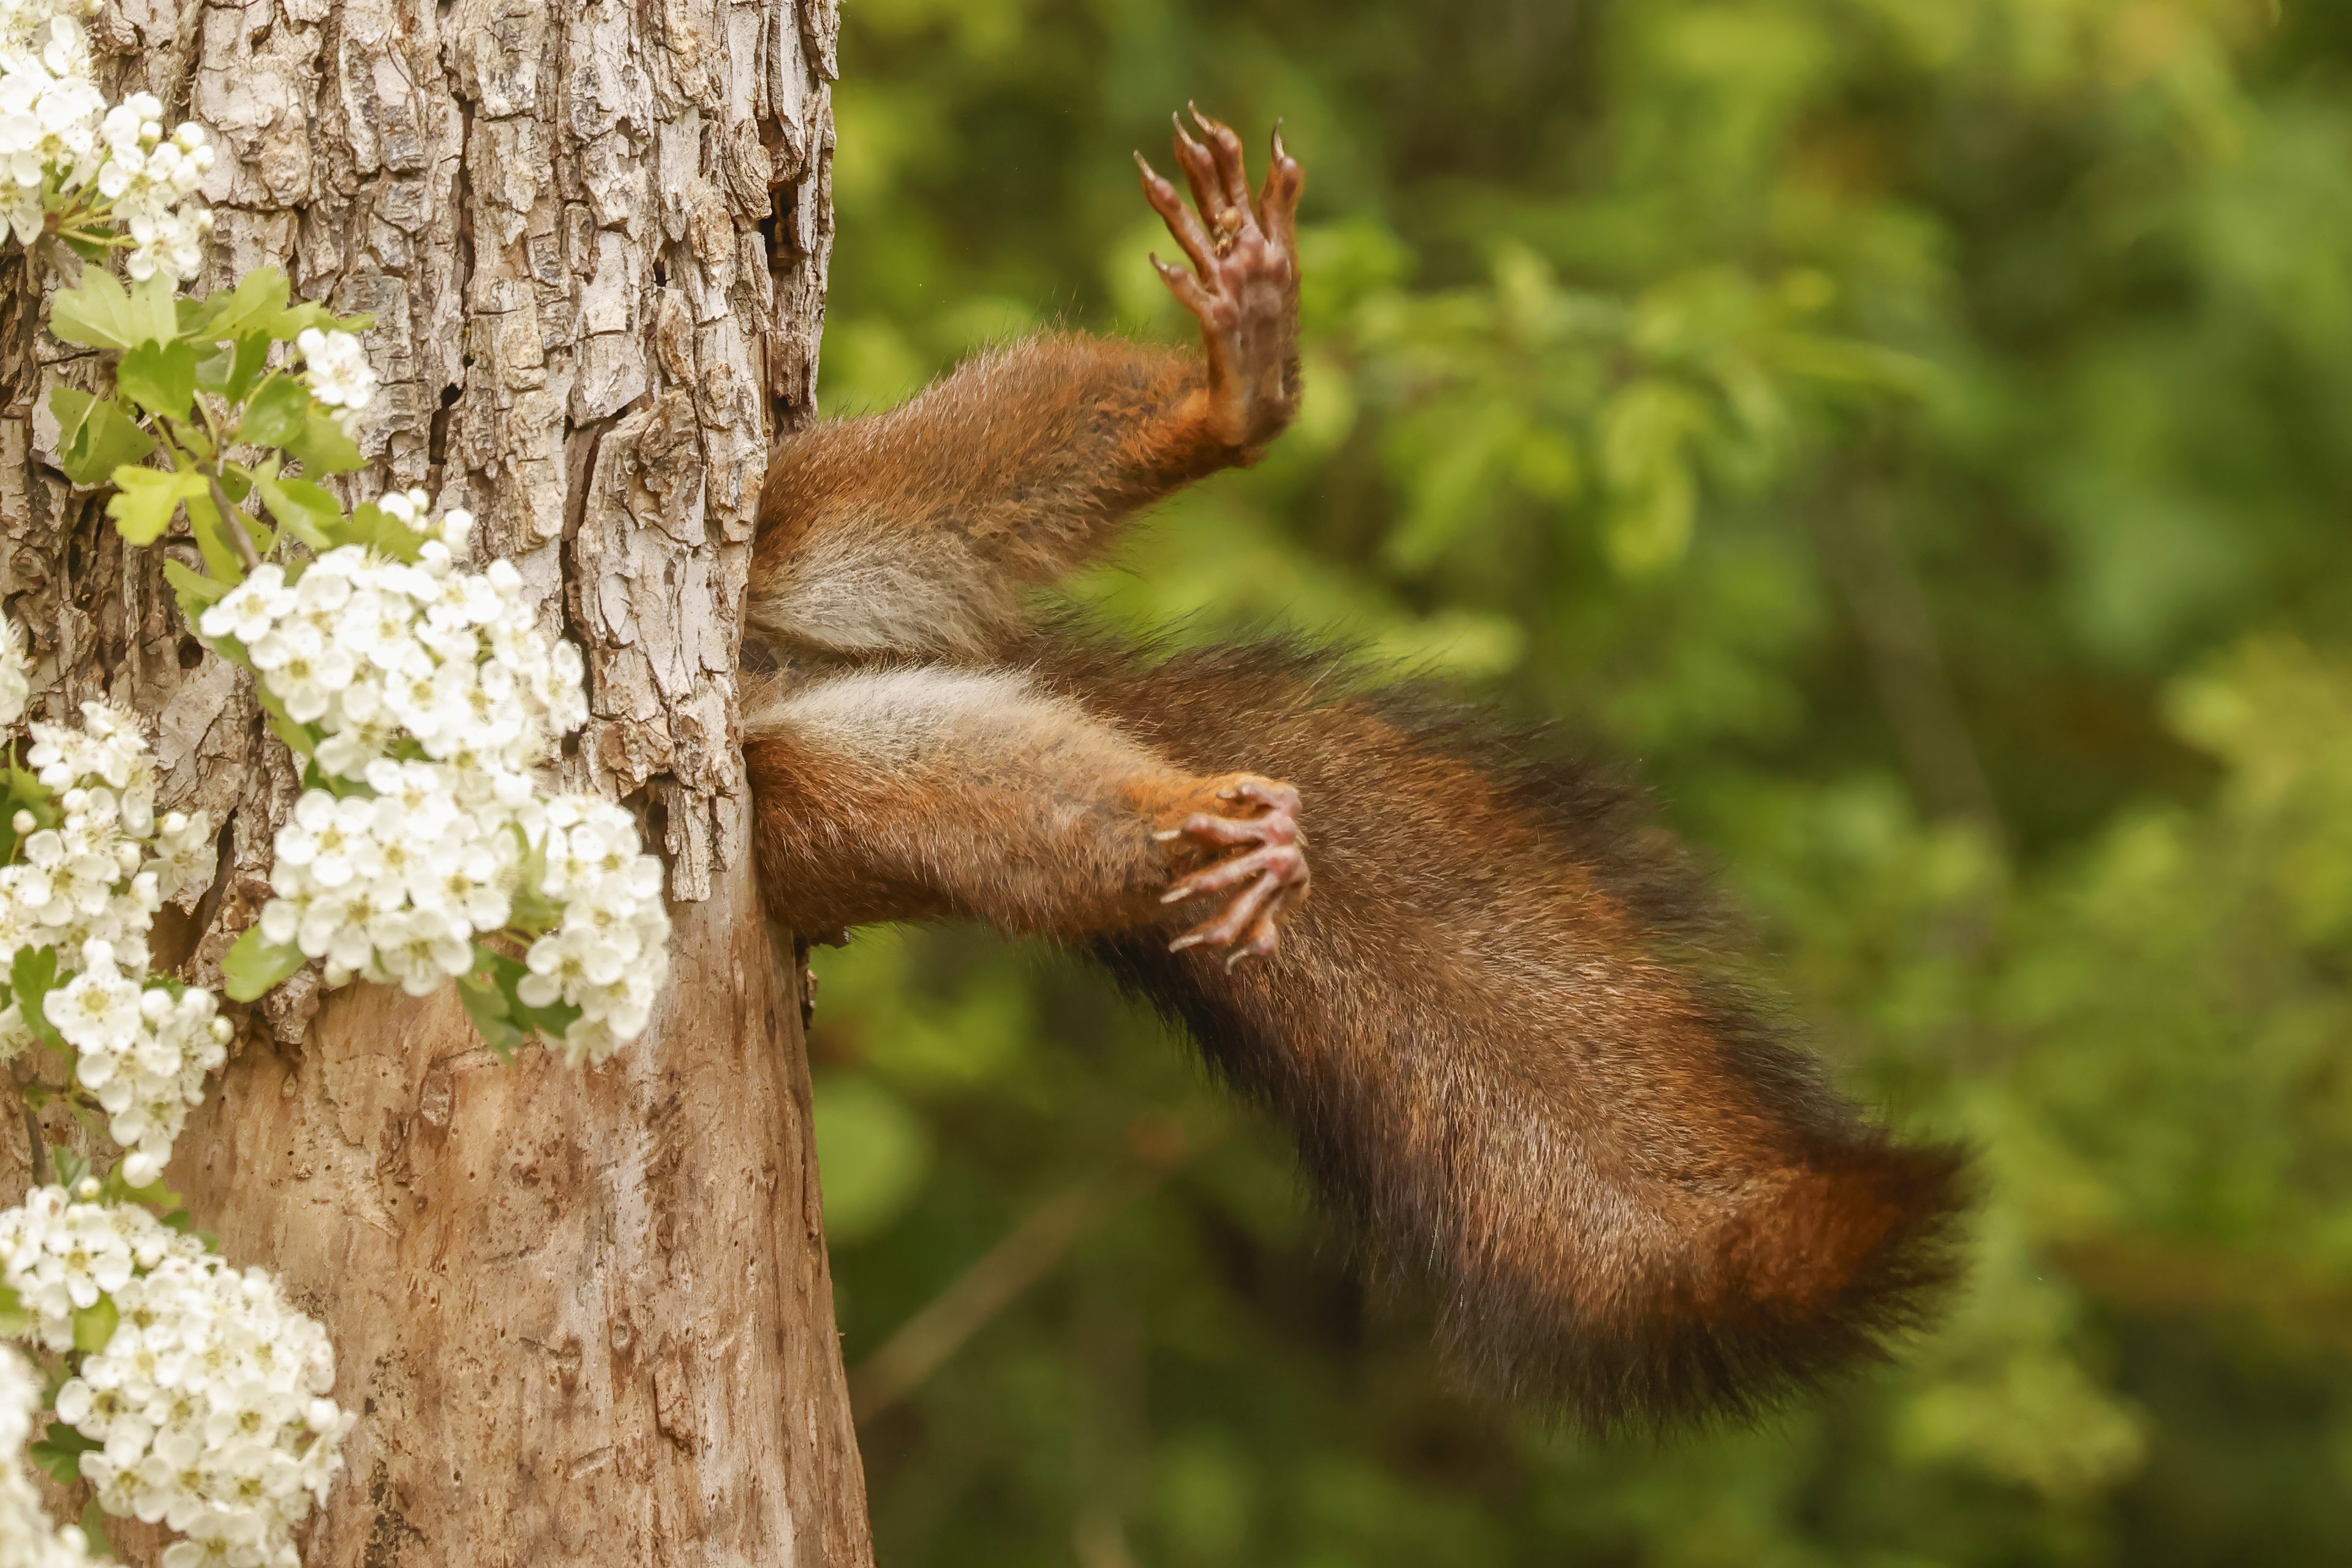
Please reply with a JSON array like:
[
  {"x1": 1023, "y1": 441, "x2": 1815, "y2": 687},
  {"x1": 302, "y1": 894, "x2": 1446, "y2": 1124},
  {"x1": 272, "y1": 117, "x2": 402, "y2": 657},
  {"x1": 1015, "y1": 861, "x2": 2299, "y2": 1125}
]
[{"x1": 0, "y1": 0, "x2": 874, "y2": 1562}]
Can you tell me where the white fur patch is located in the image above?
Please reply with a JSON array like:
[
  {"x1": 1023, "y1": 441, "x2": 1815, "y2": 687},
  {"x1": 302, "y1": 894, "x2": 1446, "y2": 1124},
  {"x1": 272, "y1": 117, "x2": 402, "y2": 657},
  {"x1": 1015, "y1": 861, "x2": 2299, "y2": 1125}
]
[
  {"x1": 747, "y1": 524, "x2": 1016, "y2": 659},
  {"x1": 751, "y1": 665, "x2": 1163, "y2": 778}
]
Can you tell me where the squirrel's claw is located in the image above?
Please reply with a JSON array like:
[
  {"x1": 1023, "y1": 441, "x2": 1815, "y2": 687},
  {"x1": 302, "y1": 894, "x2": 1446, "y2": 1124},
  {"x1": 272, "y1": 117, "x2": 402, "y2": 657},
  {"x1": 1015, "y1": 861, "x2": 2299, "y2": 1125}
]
[
  {"x1": 1160, "y1": 773, "x2": 1309, "y2": 962},
  {"x1": 1138, "y1": 106, "x2": 1304, "y2": 451},
  {"x1": 1136, "y1": 150, "x2": 1219, "y2": 278},
  {"x1": 1262, "y1": 123, "x2": 1303, "y2": 250}
]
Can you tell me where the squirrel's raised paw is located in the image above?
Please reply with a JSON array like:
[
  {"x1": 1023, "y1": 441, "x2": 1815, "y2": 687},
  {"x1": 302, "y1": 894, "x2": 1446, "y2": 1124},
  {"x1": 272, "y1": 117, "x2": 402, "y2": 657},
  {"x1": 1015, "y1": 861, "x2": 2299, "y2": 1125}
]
[
  {"x1": 1134, "y1": 108, "x2": 1303, "y2": 452},
  {"x1": 1156, "y1": 774, "x2": 1310, "y2": 966}
]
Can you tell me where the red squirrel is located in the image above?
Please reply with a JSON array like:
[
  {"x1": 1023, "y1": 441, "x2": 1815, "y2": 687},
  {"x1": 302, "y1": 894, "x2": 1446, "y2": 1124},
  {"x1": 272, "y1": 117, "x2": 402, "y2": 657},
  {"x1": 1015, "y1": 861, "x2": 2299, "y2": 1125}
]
[{"x1": 742, "y1": 110, "x2": 1966, "y2": 1429}]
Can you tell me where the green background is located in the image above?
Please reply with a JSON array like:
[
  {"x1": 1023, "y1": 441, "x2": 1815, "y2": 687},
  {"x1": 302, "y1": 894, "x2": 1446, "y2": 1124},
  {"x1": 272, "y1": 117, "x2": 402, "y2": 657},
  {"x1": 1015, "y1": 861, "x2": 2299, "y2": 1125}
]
[{"x1": 802, "y1": 1, "x2": 2352, "y2": 1561}]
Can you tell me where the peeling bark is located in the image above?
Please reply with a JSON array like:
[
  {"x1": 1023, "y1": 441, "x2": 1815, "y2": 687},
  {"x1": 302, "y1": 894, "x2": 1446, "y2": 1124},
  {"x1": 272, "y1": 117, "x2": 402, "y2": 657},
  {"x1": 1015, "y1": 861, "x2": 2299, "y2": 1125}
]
[{"x1": 0, "y1": 0, "x2": 870, "y2": 1561}]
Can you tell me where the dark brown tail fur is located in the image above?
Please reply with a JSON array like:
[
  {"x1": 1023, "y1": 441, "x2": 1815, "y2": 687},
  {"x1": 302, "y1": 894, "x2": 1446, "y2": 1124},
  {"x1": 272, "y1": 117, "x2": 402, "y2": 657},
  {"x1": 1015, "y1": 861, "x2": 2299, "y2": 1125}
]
[{"x1": 1031, "y1": 630, "x2": 1967, "y2": 1428}]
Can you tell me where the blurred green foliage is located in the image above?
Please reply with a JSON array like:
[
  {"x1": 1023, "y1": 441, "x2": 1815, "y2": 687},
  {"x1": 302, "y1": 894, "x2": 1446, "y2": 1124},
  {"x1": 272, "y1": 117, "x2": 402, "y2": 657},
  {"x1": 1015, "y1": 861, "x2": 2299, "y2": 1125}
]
[{"x1": 802, "y1": 0, "x2": 2352, "y2": 1561}]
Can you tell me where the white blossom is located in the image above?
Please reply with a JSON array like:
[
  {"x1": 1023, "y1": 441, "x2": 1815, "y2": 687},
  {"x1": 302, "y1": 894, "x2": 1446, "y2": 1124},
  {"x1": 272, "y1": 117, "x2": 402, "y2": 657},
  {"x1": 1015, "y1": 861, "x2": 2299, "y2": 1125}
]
[
  {"x1": 519, "y1": 794, "x2": 671, "y2": 1066},
  {"x1": 292, "y1": 327, "x2": 374, "y2": 413},
  {"x1": 0, "y1": 700, "x2": 214, "y2": 980},
  {"x1": 65, "y1": 950, "x2": 231, "y2": 1170},
  {"x1": 0, "y1": 9, "x2": 213, "y2": 280},
  {"x1": 52, "y1": 935, "x2": 140, "y2": 1051},
  {"x1": 0, "y1": 1190, "x2": 352, "y2": 1568},
  {"x1": 4, "y1": 704, "x2": 170, "y2": 963},
  {"x1": 0, "y1": 33, "x2": 103, "y2": 247},
  {"x1": 260, "y1": 768, "x2": 667, "y2": 1060},
  {"x1": 152, "y1": 810, "x2": 219, "y2": 908},
  {"x1": 0, "y1": 1343, "x2": 97, "y2": 1568},
  {"x1": 0, "y1": 669, "x2": 225, "y2": 1168},
  {"x1": 92, "y1": 92, "x2": 213, "y2": 282},
  {"x1": 200, "y1": 508, "x2": 669, "y2": 1061},
  {"x1": 0, "y1": 0, "x2": 100, "y2": 60},
  {"x1": 200, "y1": 537, "x2": 584, "y2": 780}
]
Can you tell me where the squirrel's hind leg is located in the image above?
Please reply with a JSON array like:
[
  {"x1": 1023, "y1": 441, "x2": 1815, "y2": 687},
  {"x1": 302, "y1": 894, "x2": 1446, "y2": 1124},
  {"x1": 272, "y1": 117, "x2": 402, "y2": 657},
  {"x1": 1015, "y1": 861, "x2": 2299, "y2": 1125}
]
[{"x1": 745, "y1": 666, "x2": 1309, "y2": 956}]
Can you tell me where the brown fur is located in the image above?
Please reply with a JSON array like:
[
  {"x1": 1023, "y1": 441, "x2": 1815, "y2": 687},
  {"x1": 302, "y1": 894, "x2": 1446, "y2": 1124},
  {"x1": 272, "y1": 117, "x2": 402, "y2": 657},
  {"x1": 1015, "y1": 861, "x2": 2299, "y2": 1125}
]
[
  {"x1": 744, "y1": 663, "x2": 1288, "y2": 941},
  {"x1": 1038, "y1": 634, "x2": 1965, "y2": 1424},
  {"x1": 749, "y1": 336, "x2": 1241, "y2": 662},
  {"x1": 740, "y1": 115, "x2": 1964, "y2": 1429}
]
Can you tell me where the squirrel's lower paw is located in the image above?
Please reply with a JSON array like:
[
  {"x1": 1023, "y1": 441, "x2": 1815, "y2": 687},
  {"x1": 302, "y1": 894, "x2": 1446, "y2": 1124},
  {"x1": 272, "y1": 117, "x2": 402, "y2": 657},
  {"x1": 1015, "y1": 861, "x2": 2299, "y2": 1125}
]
[{"x1": 1156, "y1": 774, "x2": 1309, "y2": 966}]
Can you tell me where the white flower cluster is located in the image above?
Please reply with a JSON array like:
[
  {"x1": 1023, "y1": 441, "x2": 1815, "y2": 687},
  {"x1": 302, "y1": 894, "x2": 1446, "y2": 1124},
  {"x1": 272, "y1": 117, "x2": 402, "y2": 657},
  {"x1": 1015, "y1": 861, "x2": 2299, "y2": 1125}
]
[
  {"x1": 260, "y1": 763, "x2": 524, "y2": 996},
  {"x1": 0, "y1": 0, "x2": 92, "y2": 55},
  {"x1": 198, "y1": 496, "x2": 666, "y2": 1063},
  {"x1": 0, "y1": 1344, "x2": 96, "y2": 1568},
  {"x1": 0, "y1": 693, "x2": 222, "y2": 1176},
  {"x1": 0, "y1": 16, "x2": 102, "y2": 246},
  {"x1": 51, "y1": 939, "x2": 232, "y2": 1187},
  {"x1": 199, "y1": 509, "x2": 586, "y2": 779},
  {"x1": 524, "y1": 794, "x2": 671, "y2": 1064},
  {"x1": 0, "y1": 703, "x2": 216, "y2": 965},
  {"x1": 0, "y1": 1188, "x2": 352, "y2": 1568},
  {"x1": 0, "y1": 1, "x2": 212, "y2": 279},
  {"x1": 293, "y1": 328, "x2": 375, "y2": 417},
  {"x1": 95, "y1": 93, "x2": 215, "y2": 284}
]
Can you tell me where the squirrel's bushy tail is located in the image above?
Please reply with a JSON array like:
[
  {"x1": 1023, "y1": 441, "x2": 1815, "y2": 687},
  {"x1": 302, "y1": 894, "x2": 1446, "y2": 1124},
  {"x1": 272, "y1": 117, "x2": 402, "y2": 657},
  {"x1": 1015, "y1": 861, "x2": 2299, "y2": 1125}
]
[{"x1": 1037, "y1": 633, "x2": 1967, "y2": 1429}]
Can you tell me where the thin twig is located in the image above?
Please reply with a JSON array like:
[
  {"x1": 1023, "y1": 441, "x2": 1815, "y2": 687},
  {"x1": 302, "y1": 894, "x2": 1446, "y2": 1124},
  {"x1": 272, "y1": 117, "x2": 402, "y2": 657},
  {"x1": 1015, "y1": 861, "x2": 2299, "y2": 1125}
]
[
  {"x1": 849, "y1": 1134, "x2": 1200, "y2": 1422},
  {"x1": 851, "y1": 1182, "x2": 1128, "y2": 1421},
  {"x1": 12, "y1": 1067, "x2": 44, "y2": 1186},
  {"x1": 1815, "y1": 461, "x2": 2005, "y2": 853},
  {"x1": 206, "y1": 474, "x2": 262, "y2": 571}
]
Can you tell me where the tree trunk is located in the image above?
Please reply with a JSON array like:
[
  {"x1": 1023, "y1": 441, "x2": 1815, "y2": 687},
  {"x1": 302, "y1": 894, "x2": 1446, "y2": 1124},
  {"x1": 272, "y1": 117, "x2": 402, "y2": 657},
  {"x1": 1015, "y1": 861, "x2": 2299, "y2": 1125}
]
[{"x1": 0, "y1": 0, "x2": 873, "y2": 1562}]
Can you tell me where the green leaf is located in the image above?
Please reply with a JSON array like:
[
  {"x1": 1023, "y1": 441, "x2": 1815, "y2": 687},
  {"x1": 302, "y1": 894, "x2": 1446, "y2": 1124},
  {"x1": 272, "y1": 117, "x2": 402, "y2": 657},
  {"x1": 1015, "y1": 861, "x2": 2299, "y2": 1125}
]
[
  {"x1": 0, "y1": 1279, "x2": 30, "y2": 1337},
  {"x1": 5, "y1": 767, "x2": 55, "y2": 833},
  {"x1": 226, "y1": 331, "x2": 275, "y2": 402},
  {"x1": 254, "y1": 472, "x2": 344, "y2": 551},
  {"x1": 285, "y1": 407, "x2": 364, "y2": 475},
  {"x1": 80, "y1": 1498, "x2": 113, "y2": 1559},
  {"x1": 193, "y1": 339, "x2": 233, "y2": 391},
  {"x1": 164, "y1": 557, "x2": 232, "y2": 630},
  {"x1": 177, "y1": 265, "x2": 291, "y2": 341},
  {"x1": 28, "y1": 1423, "x2": 99, "y2": 1485},
  {"x1": 10, "y1": 945, "x2": 62, "y2": 1049},
  {"x1": 48, "y1": 388, "x2": 157, "y2": 487},
  {"x1": 115, "y1": 337, "x2": 200, "y2": 422},
  {"x1": 185, "y1": 487, "x2": 242, "y2": 580},
  {"x1": 195, "y1": 331, "x2": 274, "y2": 403},
  {"x1": 184, "y1": 488, "x2": 274, "y2": 581},
  {"x1": 100, "y1": 1161, "x2": 184, "y2": 1209},
  {"x1": 251, "y1": 682, "x2": 317, "y2": 758},
  {"x1": 456, "y1": 968, "x2": 524, "y2": 1061},
  {"x1": 239, "y1": 373, "x2": 312, "y2": 448},
  {"x1": 222, "y1": 923, "x2": 306, "y2": 1002},
  {"x1": 507, "y1": 834, "x2": 565, "y2": 935},
  {"x1": 49, "y1": 269, "x2": 180, "y2": 350},
  {"x1": 70, "y1": 1294, "x2": 118, "y2": 1354},
  {"x1": 472, "y1": 944, "x2": 581, "y2": 1048},
  {"x1": 105, "y1": 466, "x2": 208, "y2": 546},
  {"x1": 336, "y1": 500, "x2": 425, "y2": 562},
  {"x1": 277, "y1": 300, "x2": 375, "y2": 340}
]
